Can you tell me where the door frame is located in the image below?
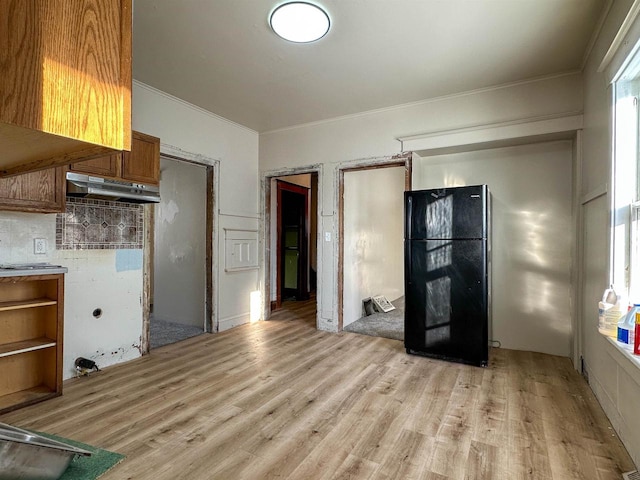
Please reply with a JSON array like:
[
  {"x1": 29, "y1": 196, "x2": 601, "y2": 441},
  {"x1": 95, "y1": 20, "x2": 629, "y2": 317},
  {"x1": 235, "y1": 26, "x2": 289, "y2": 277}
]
[
  {"x1": 261, "y1": 165, "x2": 322, "y2": 324},
  {"x1": 337, "y1": 154, "x2": 412, "y2": 331},
  {"x1": 141, "y1": 145, "x2": 220, "y2": 354},
  {"x1": 276, "y1": 179, "x2": 310, "y2": 307}
]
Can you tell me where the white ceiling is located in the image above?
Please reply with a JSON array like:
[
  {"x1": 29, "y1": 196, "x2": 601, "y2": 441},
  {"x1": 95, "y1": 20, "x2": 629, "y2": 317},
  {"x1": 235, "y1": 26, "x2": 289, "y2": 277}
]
[{"x1": 132, "y1": 0, "x2": 606, "y2": 133}]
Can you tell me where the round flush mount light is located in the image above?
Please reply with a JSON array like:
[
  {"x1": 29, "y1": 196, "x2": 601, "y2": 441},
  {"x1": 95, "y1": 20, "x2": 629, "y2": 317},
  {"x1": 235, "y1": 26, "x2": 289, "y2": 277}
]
[{"x1": 270, "y1": 2, "x2": 330, "y2": 43}]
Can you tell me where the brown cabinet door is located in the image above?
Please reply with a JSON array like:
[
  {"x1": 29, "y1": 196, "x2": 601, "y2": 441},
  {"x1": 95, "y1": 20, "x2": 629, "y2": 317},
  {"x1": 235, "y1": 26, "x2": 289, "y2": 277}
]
[
  {"x1": 0, "y1": 168, "x2": 65, "y2": 213},
  {"x1": 70, "y1": 154, "x2": 122, "y2": 178},
  {"x1": 122, "y1": 131, "x2": 160, "y2": 185}
]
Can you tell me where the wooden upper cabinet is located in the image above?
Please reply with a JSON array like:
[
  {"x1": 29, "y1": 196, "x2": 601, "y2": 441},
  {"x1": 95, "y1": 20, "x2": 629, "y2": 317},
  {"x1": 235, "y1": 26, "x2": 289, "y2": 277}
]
[
  {"x1": 69, "y1": 153, "x2": 122, "y2": 178},
  {"x1": 122, "y1": 131, "x2": 160, "y2": 185},
  {"x1": 0, "y1": 167, "x2": 65, "y2": 213},
  {"x1": 70, "y1": 131, "x2": 160, "y2": 185},
  {"x1": 0, "y1": 0, "x2": 132, "y2": 177}
]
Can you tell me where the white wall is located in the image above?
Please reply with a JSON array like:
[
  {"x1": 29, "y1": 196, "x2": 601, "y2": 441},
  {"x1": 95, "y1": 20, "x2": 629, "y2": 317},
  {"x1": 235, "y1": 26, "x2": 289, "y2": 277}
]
[
  {"x1": 133, "y1": 82, "x2": 260, "y2": 332},
  {"x1": 154, "y1": 158, "x2": 207, "y2": 328},
  {"x1": 260, "y1": 73, "x2": 583, "y2": 331},
  {"x1": 0, "y1": 212, "x2": 145, "y2": 378},
  {"x1": 413, "y1": 141, "x2": 573, "y2": 356},
  {"x1": 581, "y1": 0, "x2": 640, "y2": 467},
  {"x1": 343, "y1": 167, "x2": 405, "y2": 327},
  {"x1": 0, "y1": 81, "x2": 260, "y2": 379}
]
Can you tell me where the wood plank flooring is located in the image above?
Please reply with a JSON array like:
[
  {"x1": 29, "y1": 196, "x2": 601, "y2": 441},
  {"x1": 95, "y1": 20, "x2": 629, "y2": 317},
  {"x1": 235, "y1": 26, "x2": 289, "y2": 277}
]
[{"x1": 0, "y1": 298, "x2": 634, "y2": 479}]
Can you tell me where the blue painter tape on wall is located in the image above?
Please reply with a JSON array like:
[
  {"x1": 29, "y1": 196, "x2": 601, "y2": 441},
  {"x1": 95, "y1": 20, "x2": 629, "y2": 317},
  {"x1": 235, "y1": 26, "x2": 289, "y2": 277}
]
[{"x1": 115, "y1": 249, "x2": 143, "y2": 272}]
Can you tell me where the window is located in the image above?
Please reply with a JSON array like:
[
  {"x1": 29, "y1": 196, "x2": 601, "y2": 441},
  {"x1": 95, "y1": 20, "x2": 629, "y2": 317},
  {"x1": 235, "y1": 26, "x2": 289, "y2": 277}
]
[{"x1": 613, "y1": 52, "x2": 640, "y2": 303}]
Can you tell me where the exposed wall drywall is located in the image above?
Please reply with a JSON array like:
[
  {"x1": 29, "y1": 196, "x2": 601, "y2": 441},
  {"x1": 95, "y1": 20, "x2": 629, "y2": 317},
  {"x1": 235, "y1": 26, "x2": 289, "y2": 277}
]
[
  {"x1": 0, "y1": 212, "x2": 144, "y2": 378},
  {"x1": 413, "y1": 141, "x2": 573, "y2": 356},
  {"x1": 581, "y1": 0, "x2": 640, "y2": 467},
  {"x1": 343, "y1": 167, "x2": 405, "y2": 327},
  {"x1": 260, "y1": 73, "x2": 583, "y2": 331},
  {"x1": 154, "y1": 158, "x2": 207, "y2": 328}
]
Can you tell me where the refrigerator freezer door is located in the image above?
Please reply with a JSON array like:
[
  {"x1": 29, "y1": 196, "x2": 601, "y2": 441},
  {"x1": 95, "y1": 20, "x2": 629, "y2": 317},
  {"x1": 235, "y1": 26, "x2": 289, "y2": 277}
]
[
  {"x1": 405, "y1": 238, "x2": 488, "y2": 366},
  {"x1": 405, "y1": 185, "x2": 487, "y2": 240}
]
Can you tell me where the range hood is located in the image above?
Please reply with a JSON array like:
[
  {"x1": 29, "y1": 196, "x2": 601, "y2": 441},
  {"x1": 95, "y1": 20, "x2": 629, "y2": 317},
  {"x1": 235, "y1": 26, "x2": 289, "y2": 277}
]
[{"x1": 66, "y1": 172, "x2": 160, "y2": 204}]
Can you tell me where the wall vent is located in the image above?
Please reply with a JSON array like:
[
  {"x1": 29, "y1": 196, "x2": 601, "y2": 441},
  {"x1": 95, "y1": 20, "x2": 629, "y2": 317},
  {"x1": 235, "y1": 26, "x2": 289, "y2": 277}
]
[{"x1": 623, "y1": 471, "x2": 640, "y2": 480}]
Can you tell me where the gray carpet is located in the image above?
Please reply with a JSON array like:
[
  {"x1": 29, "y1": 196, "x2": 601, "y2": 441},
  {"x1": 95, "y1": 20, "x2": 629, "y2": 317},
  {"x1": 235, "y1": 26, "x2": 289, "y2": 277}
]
[
  {"x1": 150, "y1": 317, "x2": 204, "y2": 349},
  {"x1": 344, "y1": 296, "x2": 404, "y2": 341}
]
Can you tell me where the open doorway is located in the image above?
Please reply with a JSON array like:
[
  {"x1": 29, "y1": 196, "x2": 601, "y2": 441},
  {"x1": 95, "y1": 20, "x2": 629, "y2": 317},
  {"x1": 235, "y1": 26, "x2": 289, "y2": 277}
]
[
  {"x1": 278, "y1": 181, "x2": 310, "y2": 302},
  {"x1": 148, "y1": 156, "x2": 212, "y2": 349},
  {"x1": 338, "y1": 158, "x2": 411, "y2": 339},
  {"x1": 267, "y1": 172, "x2": 319, "y2": 313}
]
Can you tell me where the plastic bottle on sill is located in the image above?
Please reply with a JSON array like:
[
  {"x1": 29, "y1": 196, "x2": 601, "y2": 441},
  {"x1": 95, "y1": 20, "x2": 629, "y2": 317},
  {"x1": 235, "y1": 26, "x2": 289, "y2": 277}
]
[
  {"x1": 599, "y1": 286, "x2": 623, "y2": 337},
  {"x1": 617, "y1": 304, "x2": 639, "y2": 351},
  {"x1": 635, "y1": 312, "x2": 640, "y2": 355}
]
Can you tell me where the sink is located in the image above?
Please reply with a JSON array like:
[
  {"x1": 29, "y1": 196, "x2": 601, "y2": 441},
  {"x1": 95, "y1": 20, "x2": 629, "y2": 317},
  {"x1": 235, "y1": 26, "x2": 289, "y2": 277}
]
[{"x1": 0, "y1": 422, "x2": 91, "y2": 480}]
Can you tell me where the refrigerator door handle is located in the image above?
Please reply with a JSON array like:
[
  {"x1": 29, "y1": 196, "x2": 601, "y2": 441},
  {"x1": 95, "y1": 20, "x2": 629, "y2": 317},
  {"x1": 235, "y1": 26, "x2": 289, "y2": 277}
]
[{"x1": 406, "y1": 195, "x2": 412, "y2": 240}]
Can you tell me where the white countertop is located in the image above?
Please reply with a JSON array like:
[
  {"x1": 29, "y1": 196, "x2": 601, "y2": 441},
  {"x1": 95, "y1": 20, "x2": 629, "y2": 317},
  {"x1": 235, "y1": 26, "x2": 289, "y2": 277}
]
[{"x1": 0, "y1": 264, "x2": 68, "y2": 277}]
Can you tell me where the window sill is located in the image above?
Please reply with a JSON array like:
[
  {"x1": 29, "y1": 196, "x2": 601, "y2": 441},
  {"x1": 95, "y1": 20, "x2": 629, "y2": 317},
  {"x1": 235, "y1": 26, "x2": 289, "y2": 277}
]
[{"x1": 603, "y1": 335, "x2": 640, "y2": 383}]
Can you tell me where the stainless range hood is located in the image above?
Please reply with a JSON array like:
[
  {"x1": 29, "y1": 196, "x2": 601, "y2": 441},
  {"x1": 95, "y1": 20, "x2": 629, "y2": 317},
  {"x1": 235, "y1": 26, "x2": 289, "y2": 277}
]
[{"x1": 66, "y1": 172, "x2": 160, "y2": 204}]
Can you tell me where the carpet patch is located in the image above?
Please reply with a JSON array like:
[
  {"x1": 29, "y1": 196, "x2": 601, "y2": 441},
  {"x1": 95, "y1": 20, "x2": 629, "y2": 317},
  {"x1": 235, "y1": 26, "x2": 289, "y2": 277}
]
[
  {"x1": 344, "y1": 296, "x2": 404, "y2": 341},
  {"x1": 150, "y1": 316, "x2": 204, "y2": 349},
  {"x1": 35, "y1": 431, "x2": 125, "y2": 480}
]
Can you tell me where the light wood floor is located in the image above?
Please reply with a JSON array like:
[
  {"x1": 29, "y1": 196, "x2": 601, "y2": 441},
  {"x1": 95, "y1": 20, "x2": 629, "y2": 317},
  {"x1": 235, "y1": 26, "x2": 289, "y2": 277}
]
[{"x1": 1, "y1": 298, "x2": 634, "y2": 479}]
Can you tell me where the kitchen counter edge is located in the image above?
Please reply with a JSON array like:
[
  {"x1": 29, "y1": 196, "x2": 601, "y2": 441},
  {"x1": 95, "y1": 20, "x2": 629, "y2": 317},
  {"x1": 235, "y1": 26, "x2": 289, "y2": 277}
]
[{"x1": 0, "y1": 267, "x2": 69, "y2": 277}]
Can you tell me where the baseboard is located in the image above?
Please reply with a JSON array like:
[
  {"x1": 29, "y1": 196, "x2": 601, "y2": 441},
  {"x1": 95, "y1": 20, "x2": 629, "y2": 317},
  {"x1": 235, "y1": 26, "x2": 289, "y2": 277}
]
[
  {"x1": 219, "y1": 312, "x2": 251, "y2": 331},
  {"x1": 270, "y1": 301, "x2": 277, "y2": 311}
]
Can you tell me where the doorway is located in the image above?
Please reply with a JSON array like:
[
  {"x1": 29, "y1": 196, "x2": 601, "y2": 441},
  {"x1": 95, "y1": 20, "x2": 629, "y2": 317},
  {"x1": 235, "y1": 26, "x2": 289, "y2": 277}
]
[
  {"x1": 338, "y1": 157, "x2": 411, "y2": 338},
  {"x1": 278, "y1": 181, "x2": 309, "y2": 302},
  {"x1": 149, "y1": 157, "x2": 211, "y2": 349},
  {"x1": 267, "y1": 172, "x2": 319, "y2": 313}
]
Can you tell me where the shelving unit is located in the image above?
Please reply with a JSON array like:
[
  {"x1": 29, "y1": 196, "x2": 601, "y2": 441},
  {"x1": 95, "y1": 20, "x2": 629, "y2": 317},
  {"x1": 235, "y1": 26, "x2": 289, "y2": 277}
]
[{"x1": 0, "y1": 273, "x2": 64, "y2": 414}]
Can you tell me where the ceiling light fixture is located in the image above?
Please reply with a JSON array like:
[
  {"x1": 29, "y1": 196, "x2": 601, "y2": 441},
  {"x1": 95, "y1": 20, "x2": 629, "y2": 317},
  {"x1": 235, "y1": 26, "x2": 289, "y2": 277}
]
[{"x1": 270, "y1": 2, "x2": 330, "y2": 43}]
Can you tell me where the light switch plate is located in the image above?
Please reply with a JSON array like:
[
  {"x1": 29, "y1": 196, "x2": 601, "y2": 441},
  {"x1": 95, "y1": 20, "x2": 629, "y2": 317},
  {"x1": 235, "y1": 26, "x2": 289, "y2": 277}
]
[
  {"x1": 324, "y1": 232, "x2": 331, "y2": 242},
  {"x1": 34, "y1": 238, "x2": 46, "y2": 254}
]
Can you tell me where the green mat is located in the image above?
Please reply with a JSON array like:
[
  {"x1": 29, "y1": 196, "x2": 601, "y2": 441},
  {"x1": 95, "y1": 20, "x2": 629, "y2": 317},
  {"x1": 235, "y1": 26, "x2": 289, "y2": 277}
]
[{"x1": 35, "y1": 431, "x2": 125, "y2": 480}]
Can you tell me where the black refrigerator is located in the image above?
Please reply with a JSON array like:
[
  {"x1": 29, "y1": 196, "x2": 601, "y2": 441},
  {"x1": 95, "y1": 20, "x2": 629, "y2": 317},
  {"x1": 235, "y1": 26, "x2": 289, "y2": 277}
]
[{"x1": 404, "y1": 185, "x2": 490, "y2": 367}]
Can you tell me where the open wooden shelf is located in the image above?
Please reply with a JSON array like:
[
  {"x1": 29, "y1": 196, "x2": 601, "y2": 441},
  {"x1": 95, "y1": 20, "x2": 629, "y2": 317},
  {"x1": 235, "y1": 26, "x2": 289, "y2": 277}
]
[
  {"x1": 0, "y1": 386, "x2": 57, "y2": 413},
  {"x1": 0, "y1": 338, "x2": 57, "y2": 358},
  {"x1": 0, "y1": 298, "x2": 57, "y2": 312},
  {"x1": 0, "y1": 273, "x2": 63, "y2": 414}
]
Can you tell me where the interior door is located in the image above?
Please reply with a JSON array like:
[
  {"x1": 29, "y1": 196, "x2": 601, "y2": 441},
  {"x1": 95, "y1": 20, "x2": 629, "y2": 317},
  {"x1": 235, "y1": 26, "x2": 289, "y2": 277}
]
[{"x1": 277, "y1": 181, "x2": 309, "y2": 303}]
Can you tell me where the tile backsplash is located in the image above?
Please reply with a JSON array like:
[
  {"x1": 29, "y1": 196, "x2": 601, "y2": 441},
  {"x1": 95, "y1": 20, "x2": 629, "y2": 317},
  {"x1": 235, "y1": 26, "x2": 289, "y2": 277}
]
[{"x1": 57, "y1": 197, "x2": 144, "y2": 250}]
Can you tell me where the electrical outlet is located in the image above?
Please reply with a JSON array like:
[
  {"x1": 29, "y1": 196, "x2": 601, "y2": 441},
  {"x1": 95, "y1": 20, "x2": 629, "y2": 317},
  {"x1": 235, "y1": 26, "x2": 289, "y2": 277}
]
[{"x1": 34, "y1": 238, "x2": 46, "y2": 254}]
